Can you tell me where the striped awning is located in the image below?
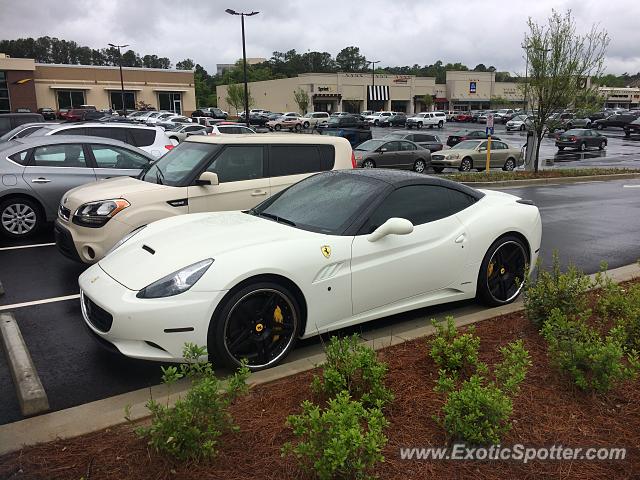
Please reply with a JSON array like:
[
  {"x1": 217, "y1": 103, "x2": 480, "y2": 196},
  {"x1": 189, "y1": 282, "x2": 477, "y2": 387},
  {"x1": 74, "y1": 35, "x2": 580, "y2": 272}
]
[{"x1": 368, "y1": 85, "x2": 389, "y2": 101}]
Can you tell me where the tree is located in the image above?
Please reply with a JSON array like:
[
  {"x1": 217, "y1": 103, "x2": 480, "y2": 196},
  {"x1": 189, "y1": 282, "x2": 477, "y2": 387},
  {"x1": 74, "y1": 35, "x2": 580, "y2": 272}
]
[
  {"x1": 335, "y1": 46, "x2": 368, "y2": 72},
  {"x1": 176, "y1": 58, "x2": 195, "y2": 70},
  {"x1": 225, "y1": 83, "x2": 254, "y2": 114},
  {"x1": 474, "y1": 63, "x2": 488, "y2": 72},
  {"x1": 293, "y1": 88, "x2": 310, "y2": 113},
  {"x1": 422, "y1": 94, "x2": 434, "y2": 111},
  {"x1": 523, "y1": 9, "x2": 609, "y2": 171}
]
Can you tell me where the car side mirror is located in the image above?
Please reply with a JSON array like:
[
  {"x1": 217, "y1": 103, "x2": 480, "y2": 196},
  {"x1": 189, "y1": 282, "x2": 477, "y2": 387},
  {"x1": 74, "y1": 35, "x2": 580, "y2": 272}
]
[
  {"x1": 196, "y1": 171, "x2": 219, "y2": 186},
  {"x1": 367, "y1": 217, "x2": 414, "y2": 242}
]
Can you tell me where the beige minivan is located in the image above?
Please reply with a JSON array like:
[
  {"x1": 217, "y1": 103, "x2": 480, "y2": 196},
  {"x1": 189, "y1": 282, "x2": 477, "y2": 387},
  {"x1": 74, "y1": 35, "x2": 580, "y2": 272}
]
[{"x1": 55, "y1": 134, "x2": 355, "y2": 263}]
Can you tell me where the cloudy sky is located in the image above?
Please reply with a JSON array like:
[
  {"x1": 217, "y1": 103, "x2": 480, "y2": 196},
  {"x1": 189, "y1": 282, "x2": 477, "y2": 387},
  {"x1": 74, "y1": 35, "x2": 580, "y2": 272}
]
[{"x1": 1, "y1": 0, "x2": 638, "y2": 75}]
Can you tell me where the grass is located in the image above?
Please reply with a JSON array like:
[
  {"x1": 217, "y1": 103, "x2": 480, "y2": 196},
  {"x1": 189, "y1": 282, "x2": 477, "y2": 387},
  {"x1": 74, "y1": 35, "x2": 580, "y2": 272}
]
[{"x1": 444, "y1": 168, "x2": 640, "y2": 183}]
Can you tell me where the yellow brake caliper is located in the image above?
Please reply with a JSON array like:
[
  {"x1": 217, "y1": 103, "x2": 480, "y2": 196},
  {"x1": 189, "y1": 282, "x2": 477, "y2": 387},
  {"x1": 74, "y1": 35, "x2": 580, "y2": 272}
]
[
  {"x1": 487, "y1": 262, "x2": 494, "y2": 278},
  {"x1": 272, "y1": 305, "x2": 283, "y2": 342}
]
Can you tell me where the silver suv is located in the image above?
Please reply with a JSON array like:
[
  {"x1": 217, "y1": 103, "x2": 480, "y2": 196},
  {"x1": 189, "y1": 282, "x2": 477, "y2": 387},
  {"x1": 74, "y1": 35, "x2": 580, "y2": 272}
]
[
  {"x1": 0, "y1": 135, "x2": 153, "y2": 238},
  {"x1": 29, "y1": 123, "x2": 175, "y2": 158}
]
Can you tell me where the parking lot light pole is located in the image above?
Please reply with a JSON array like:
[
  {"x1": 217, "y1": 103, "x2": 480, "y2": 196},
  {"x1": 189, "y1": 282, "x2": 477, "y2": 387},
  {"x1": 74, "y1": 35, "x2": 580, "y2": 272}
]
[
  {"x1": 225, "y1": 8, "x2": 259, "y2": 128},
  {"x1": 368, "y1": 60, "x2": 380, "y2": 111},
  {"x1": 108, "y1": 43, "x2": 129, "y2": 116}
]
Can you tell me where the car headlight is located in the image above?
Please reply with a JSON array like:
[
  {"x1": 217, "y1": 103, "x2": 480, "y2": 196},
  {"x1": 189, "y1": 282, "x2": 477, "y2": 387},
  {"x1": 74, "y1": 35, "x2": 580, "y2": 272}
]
[
  {"x1": 136, "y1": 259, "x2": 214, "y2": 299},
  {"x1": 104, "y1": 225, "x2": 146, "y2": 258},
  {"x1": 446, "y1": 153, "x2": 460, "y2": 160},
  {"x1": 72, "y1": 199, "x2": 130, "y2": 228}
]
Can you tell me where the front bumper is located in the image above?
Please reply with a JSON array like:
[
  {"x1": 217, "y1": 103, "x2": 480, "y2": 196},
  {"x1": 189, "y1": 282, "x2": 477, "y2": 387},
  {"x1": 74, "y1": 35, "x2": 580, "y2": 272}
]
[
  {"x1": 430, "y1": 156, "x2": 460, "y2": 168},
  {"x1": 555, "y1": 141, "x2": 579, "y2": 148},
  {"x1": 79, "y1": 264, "x2": 227, "y2": 362}
]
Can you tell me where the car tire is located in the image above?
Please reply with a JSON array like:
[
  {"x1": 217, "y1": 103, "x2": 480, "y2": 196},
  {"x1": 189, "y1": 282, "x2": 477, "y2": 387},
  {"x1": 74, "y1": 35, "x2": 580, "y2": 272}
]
[
  {"x1": 417, "y1": 122, "x2": 422, "y2": 129},
  {"x1": 579, "y1": 142, "x2": 587, "y2": 152},
  {"x1": 374, "y1": 120, "x2": 379, "y2": 126},
  {"x1": 502, "y1": 158, "x2": 516, "y2": 171},
  {"x1": 209, "y1": 281, "x2": 301, "y2": 371},
  {"x1": 303, "y1": 121, "x2": 310, "y2": 129},
  {"x1": 413, "y1": 159, "x2": 427, "y2": 173},
  {"x1": 596, "y1": 123, "x2": 604, "y2": 130},
  {"x1": 519, "y1": 124, "x2": 525, "y2": 131},
  {"x1": 432, "y1": 166, "x2": 445, "y2": 173},
  {"x1": 558, "y1": 146, "x2": 565, "y2": 151},
  {"x1": 599, "y1": 141, "x2": 606, "y2": 150},
  {"x1": 477, "y1": 235, "x2": 528, "y2": 307},
  {"x1": 438, "y1": 121, "x2": 444, "y2": 128},
  {"x1": 274, "y1": 124, "x2": 281, "y2": 131},
  {"x1": 459, "y1": 157, "x2": 473, "y2": 172},
  {"x1": 294, "y1": 124, "x2": 301, "y2": 131},
  {"x1": 0, "y1": 196, "x2": 43, "y2": 239},
  {"x1": 362, "y1": 159, "x2": 376, "y2": 168},
  {"x1": 407, "y1": 125, "x2": 413, "y2": 130}
]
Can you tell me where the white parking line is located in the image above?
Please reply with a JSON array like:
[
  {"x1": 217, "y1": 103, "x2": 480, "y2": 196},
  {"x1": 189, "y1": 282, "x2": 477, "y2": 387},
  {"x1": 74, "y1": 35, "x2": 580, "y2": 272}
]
[
  {"x1": 623, "y1": 185, "x2": 640, "y2": 188},
  {"x1": 0, "y1": 242, "x2": 56, "y2": 251},
  {"x1": 0, "y1": 294, "x2": 80, "y2": 312}
]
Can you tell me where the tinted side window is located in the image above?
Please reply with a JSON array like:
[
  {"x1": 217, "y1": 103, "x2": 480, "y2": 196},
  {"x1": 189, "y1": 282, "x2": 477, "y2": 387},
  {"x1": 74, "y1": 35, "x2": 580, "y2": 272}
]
[
  {"x1": 32, "y1": 144, "x2": 87, "y2": 167},
  {"x1": 9, "y1": 149, "x2": 30, "y2": 165},
  {"x1": 86, "y1": 127, "x2": 128, "y2": 143},
  {"x1": 206, "y1": 145, "x2": 264, "y2": 182},
  {"x1": 269, "y1": 145, "x2": 322, "y2": 177},
  {"x1": 319, "y1": 145, "x2": 335, "y2": 171},
  {"x1": 359, "y1": 185, "x2": 453, "y2": 234},
  {"x1": 129, "y1": 128, "x2": 156, "y2": 147},
  {"x1": 447, "y1": 189, "x2": 476, "y2": 213}
]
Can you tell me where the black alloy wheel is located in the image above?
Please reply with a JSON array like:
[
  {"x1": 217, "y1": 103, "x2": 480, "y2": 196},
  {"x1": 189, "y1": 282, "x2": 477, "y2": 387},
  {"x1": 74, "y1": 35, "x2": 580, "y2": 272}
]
[
  {"x1": 477, "y1": 237, "x2": 528, "y2": 306},
  {"x1": 210, "y1": 283, "x2": 301, "y2": 370}
]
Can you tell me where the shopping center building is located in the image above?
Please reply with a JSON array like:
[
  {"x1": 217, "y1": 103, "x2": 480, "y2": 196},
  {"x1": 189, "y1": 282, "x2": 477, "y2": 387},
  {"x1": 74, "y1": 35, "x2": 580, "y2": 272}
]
[
  {"x1": 0, "y1": 53, "x2": 196, "y2": 115},
  {"x1": 216, "y1": 71, "x2": 526, "y2": 114}
]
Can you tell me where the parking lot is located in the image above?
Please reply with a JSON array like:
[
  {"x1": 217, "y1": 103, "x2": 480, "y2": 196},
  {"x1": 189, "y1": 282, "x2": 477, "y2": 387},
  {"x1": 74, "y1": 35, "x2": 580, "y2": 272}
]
[{"x1": 1, "y1": 177, "x2": 639, "y2": 425}]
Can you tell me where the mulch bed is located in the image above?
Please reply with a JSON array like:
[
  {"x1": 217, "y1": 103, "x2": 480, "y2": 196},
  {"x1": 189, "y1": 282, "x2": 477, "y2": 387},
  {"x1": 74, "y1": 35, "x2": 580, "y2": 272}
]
[{"x1": 2, "y1": 281, "x2": 639, "y2": 480}]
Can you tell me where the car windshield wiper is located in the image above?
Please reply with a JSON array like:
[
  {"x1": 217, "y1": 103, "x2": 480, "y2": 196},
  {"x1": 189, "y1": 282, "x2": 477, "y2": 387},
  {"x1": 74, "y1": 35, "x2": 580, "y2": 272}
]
[{"x1": 258, "y1": 212, "x2": 296, "y2": 227}]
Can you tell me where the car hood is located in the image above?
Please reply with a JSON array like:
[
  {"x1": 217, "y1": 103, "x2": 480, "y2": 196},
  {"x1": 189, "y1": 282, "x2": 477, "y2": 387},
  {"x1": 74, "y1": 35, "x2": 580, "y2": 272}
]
[
  {"x1": 62, "y1": 176, "x2": 170, "y2": 213},
  {"x1": 98, "y1": 211, "x2": 313, "y2": 291}
]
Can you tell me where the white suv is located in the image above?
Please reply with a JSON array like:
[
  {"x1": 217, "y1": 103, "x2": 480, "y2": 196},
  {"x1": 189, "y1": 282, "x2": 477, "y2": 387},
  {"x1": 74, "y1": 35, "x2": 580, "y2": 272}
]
[
  {"x1": 303, "y1": 112, "x2": 330, "y2": 128},
  {"x1": 365, "y1": 111, "x2": 393, "y2": 126},
  {"x1": 30, "y1": 123, "x2": 175, "y2": 158},
  {"x1": 406, "y1": 111, "x2": 447, "y2": 129},
  {"x1": 55, "y1": 135, "x2": 355, "y2": 263}
]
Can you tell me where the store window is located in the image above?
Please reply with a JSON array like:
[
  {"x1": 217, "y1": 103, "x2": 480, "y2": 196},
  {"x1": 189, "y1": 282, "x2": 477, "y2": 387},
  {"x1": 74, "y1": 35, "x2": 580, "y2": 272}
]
[
  {"x1": 56, "y1": 90, "x2": 86, "y2": 109},
  {"x1": 158, "y1": 92, "x2": 182, "y2": 114},
  {"x1": 0, "y1": 71, "x2": 10, "y2": 113},
  {"x1": 109, "y1": 91, "x2": 136, "y2": 111}
]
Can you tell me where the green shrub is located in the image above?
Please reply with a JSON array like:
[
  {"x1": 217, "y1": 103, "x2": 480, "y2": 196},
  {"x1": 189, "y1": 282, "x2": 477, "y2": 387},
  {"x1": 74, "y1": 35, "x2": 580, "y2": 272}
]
[
  {"x1": 542, "y1": 309, "x2": 640, "y2": 393},
  {"x1": 595, "y1": 279, "x2": 640, "y2": 351},
  {"x1": 429, "y1": 316, "x2": 480, "y2": 377},
  {"x1": 435, "y1": 339, "x2": 530, "y2": 444},
  {"x1": 524, "y1": 252, "x2": 592, "y2": 328},
  {"x1": 283, "y1": 391, "x2": 388, "y2": 480},
  {"x1": 134, "y1": 343, "x2": 250, "y2": 461},
  {"x1": 311, "y1": 335, "x2": 393, "y2": 409}
]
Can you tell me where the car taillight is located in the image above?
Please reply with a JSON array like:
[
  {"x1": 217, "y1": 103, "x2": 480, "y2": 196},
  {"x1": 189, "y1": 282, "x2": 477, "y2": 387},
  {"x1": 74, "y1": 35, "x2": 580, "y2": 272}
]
[
  {"x1": 165, "y1": 145, "x2": 174, "y2": 150},
  {"x1": 351, "y1": 151, "x2": 356, "y2": 169}
]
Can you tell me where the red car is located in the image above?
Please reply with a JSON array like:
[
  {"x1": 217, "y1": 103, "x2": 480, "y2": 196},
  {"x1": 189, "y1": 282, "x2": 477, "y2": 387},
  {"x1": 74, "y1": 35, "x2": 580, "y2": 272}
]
[{"x1": 453, "y1": 112, "x2": 473, "y2": 122}]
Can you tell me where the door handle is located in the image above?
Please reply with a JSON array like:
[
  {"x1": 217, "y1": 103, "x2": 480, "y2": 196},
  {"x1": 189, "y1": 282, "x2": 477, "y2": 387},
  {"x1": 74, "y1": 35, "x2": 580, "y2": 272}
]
[
  {"x1": 455, "y1": 234, "x2": 466, "y2": 244},
  {"x1": 31, "y1": 178, "x2": 51, "y2": 184},
  {"x1": 251, "y1": 190, "x2": 268, "y2": 196}
]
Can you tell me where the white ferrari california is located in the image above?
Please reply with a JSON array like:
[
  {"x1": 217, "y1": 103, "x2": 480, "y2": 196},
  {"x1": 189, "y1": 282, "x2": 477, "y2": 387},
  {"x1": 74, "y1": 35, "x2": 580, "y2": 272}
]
[{"x1": 79, "y1": 169, "x2": 542, "y2": 370}]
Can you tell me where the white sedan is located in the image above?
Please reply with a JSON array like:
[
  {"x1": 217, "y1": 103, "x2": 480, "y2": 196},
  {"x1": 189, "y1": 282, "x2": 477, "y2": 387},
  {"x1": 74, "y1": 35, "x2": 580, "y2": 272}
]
[{"x1": 79, "y1": 170, "x2": 542, "y2": 370}]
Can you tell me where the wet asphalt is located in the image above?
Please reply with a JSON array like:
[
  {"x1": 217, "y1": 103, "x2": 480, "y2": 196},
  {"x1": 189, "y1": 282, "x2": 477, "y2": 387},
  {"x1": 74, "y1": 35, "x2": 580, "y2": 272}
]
[{"x1": 0, "y1": 166, "x2": 638, "y2": 427}]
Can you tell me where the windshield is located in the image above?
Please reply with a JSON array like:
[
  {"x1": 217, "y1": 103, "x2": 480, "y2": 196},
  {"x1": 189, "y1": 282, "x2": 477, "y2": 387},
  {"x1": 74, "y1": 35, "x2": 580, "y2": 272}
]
[
  {"x1": 563, "y1": 129, "x2": 584, "y2": 135},
  {"x1": 385, "y1": 133, "x2": 405, "y2": 139},
  {"x1": 355, "y1": 139, "x2": 386, "y2": 151},
  {"x1": 140, "y1": 142, "x2": 218, "y2": 186},
  {"x1": 250, "y1": 173, "x2": 380, "y2": 234},
  {"x1": 451, "y1": 140, "x2": 482, "y2": 150}
]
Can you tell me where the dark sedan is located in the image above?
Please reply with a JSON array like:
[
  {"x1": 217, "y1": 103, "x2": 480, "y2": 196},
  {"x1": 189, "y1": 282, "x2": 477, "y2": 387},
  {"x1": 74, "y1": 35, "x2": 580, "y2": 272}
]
[
  {"x1": 624, "y1": 118, "x2": 640, "y2": 138},
  {"x1": 555, "y1": 129, "x2": 607, "y2": 151},
  {"x1": 353, "y1": 138, "x2": 431, "y2": 173},
  {"x1": 381, "y1": 112, "x2": 407, "y2": 127},
  {"x1": 593, "y1": 113, "x2": 639, "y2": 130},
  {"x1": 384, "y1": 132, "x2": 444, "y2": 152},
  {"x1": 446, "y1": 129, "x2": 500, "y2": 147},
  {"x1": 37, "y1": 108, "x2": 57, "y2": 121}
]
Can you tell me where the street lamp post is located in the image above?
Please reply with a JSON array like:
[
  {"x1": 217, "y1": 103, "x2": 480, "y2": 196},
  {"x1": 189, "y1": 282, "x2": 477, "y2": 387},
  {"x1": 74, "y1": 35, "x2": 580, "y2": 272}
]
[
  {"x1": 225, "y1": 8, "x2": 259, "y2": 128},
  {"x1": 368, "y1": 60, "x2": 380, "y2": 111},
  {"x1": 108, "y1": 43, "x2": 129, "y2": 115}
]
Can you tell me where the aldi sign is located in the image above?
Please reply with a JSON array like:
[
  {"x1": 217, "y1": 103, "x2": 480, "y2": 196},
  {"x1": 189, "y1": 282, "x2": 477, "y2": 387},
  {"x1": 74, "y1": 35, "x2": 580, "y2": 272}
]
[{"x1": 469, "y1": 81, "x2": 477, "y2": 94}]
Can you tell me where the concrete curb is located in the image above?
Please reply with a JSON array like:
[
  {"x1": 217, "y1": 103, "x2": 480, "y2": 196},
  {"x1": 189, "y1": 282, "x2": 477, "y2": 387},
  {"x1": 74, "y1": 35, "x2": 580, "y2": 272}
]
[
  {"x1": 0, "y1": 262, "x2": 638, "y2": 456},
  {"x1": 459, "y1": 172, "x2": 640, "y2": 188},
  {"x1": 0, "y1": 313, "x2": 49, "y2": 418}
]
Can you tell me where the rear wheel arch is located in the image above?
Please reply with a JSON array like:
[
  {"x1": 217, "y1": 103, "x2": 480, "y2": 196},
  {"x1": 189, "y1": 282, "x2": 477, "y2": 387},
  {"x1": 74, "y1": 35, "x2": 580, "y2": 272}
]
[{"x1": 0, "y1": 192, "x2": 46, "y2": 219}]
